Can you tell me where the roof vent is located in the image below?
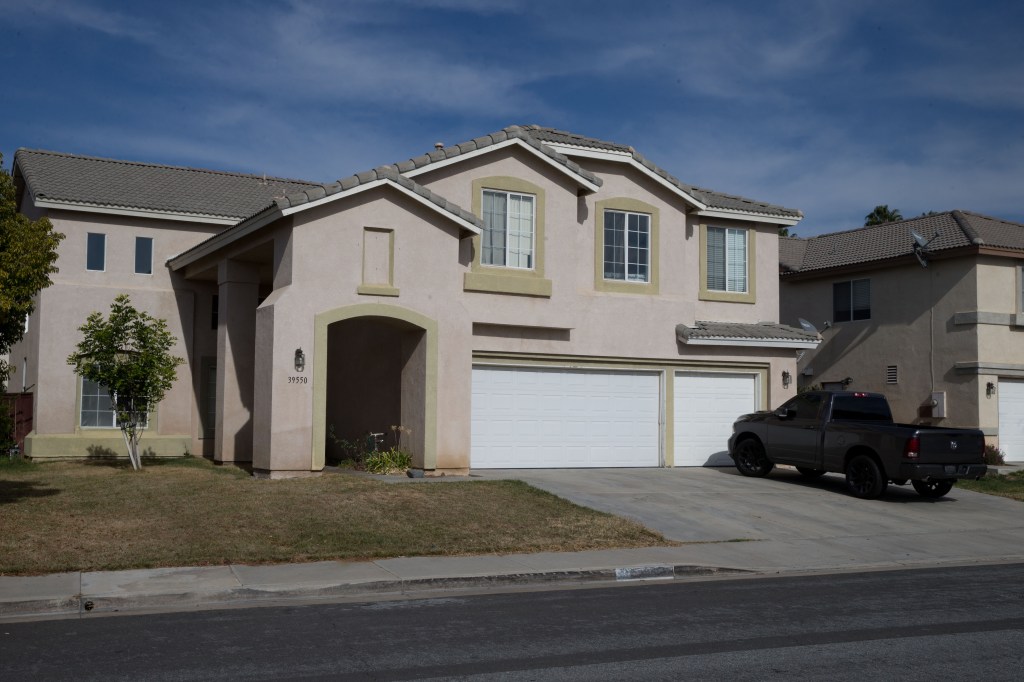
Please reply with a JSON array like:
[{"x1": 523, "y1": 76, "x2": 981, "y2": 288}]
[{"x1": 434, "y1": 142, "x2": 444, "y2": 150}]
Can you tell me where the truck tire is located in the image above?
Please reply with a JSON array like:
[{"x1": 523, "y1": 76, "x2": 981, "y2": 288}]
[
  {"x1": 796, "y1": 467, "x2": 826, "y2": 479},
  {"x1": 845, "y1": 454, "x2": 888, "y2": 499},
  {"x1": 912, "y1": 479, "x2": 954, "y2": 499},
  {"x1": 735, "y1": 439, "x2": 773, "y2": 478}
]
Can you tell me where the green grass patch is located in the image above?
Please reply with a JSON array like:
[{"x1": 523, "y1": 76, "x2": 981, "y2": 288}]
[
  {"x1": 956, "y1": 470, "x2": 1024, "y2": 501},
  {"x1": 0, "y1": 459, "x2": 673, "y2": 575}
]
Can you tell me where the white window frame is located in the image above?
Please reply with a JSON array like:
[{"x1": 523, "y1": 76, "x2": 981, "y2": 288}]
[
  {"x1": 603, "y1": 209, "x2": 651, "y2": 283},
  {"x1": 80, "y1": 377, "x2": 149, "y2": 428},
  {"x1": 135, "y1": 236, "x2": 154, "y2": 275},
  {"x1": 482, "y1": 189, "x2": 535, "y2": 269},
  {"x1": 706, "y1": 227, "x2": 748, "y2": 293}
]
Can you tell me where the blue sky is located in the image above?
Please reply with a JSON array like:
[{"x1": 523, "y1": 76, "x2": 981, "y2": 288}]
[{"x1": 3, "y1": 0, "x2": 1022, "y2": 236}]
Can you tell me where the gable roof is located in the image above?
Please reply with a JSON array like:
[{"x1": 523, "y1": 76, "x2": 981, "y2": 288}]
[
  {"x1": 781, "y1": 210, "x2": 1024, "y2": 275},
  {"x1": 168, "y1": 166, "x2": 482, "y2": 271},
  {"x1": 522, "y1": 125, "x2": 803, "y2": 224},
  {"x1": 397, "y1": 125, "x2": 602, "y2": 193},
  {"x1": 13, "y1": 148, "x2": 319, "y2": 224}
]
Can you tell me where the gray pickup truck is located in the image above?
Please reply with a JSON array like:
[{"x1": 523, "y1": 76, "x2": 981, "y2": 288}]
[{"x1": 728, "y1": 391, "x2": 987, "y2": 499}]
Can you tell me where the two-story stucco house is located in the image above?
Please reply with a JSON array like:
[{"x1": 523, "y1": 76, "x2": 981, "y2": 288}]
[
  {"x1": 779, "y1": 210, "x2": 1024, "y2": 460},
  {"x1": 11, "y1": 125, "x2": 817, "y2": 477}
]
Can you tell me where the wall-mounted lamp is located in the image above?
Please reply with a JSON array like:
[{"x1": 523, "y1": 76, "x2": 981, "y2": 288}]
[
  {"x1": 841, "y1": 376, "x2": 853, "y2": 388},
  {"x1": 987, "y1": 381, "x2": 996, "y2": 398},
  {"x1": 782, "y1": 370, "x2": 792, "y2": 388},
  {"x1": 294, "y1": 348, "x2": 306, "y2": 372}
]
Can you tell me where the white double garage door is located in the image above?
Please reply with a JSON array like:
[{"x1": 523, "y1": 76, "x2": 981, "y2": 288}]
[
  {"x1": 998, "y1": 379, "x2": 1024, "y2": 462},
  {"x1": 471, "y1": 365, "x2": 758, "y2": 468}
]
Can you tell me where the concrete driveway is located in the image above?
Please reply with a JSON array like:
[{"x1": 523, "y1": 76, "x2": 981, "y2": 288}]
[{"x1": 473, "y1": 466, "x2": 1024, "y2": 570}]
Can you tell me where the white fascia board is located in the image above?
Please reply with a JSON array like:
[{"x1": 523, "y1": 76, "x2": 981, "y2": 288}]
[
  {"x1": 34, "y1": 199, "x2": 238, "y2": 225},
  {"x1": 169, "y1": 178, "x2": 481, "y2": 271},
  {"x1": 403, "y1": 139, "x2": 602, "y2": 194},
  {"x1": 682, "y1": 338, "x2": 820, "y2": 349},
  {"x1": 168, "y1": 207, "x2": 282, "y2": 270},
  {"x1": 278, "y1": 179, "x2": 481, "y2": 235},
  {"x1": 699, "y1": 208, "x2": 802, "y2": 226},
  {"x1": 543, "y1": 142, "x2": 708, "y2": 211}
]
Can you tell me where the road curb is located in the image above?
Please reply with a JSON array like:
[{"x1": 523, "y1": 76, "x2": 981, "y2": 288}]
[{"x1": 0, "y1": 564, "x2": 752, "y2": 620}]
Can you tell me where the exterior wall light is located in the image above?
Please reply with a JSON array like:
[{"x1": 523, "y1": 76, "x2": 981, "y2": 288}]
[
  {"x1": 294, "y1": 348, "x2": 306, "y2": 372},
  {"x1": 782, "y1": 370, "x2": 792, "y2": 388},
  {"x1": 987, "y1": 381, "x2": 996, "y2": 398}
]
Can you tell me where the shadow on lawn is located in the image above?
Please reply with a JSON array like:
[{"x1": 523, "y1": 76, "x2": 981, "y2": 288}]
[{"x1": 0, "y1": 479, "x2": 60, "y2": 504}]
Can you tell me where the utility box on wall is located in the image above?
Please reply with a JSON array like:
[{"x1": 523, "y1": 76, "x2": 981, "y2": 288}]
[{"x1": 930, "y1": 391, "x2": 946, "y2": 419}]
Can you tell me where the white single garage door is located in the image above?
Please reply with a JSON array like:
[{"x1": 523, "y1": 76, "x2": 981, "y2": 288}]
[
  {"x1": 674, "y1": 372, "x2": 758, "y2": 467},
  {"x1": 471, "y1": 366, "x2": 661, "y2": 468},
  {"x1": 998, "y1": 379, "x2": 1024, "y2": 462}
]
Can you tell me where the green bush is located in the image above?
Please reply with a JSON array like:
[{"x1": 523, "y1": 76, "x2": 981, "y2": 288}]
[{"x1": 364, "y1": 447, "x2": 412, "y2": 475}]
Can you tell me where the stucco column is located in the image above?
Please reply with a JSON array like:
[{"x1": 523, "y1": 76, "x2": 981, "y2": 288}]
[{"x1": 215, "y1": 260, "x2": 260, "y2": 463}]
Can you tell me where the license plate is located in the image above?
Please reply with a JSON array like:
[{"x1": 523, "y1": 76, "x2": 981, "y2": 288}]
[{"x1": 944, "y1": 465, "x2": 956, "y2": 474}]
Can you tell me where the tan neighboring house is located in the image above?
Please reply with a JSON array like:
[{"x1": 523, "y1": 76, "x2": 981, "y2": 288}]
[
  {"x1": 779, "y1": 211, "x2": 1024, "y2": 461},
  {"x1": 12, "y1": 125, "x2": 817, "y2": 477}
]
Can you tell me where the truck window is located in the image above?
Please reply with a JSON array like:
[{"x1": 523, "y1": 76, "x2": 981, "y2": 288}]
[
  {"x1": 831, "y1": 395, "x2": 892, "y2": 422},
  {"x1": 782, "y1": 393, "x2": 824, "y2": 420}
]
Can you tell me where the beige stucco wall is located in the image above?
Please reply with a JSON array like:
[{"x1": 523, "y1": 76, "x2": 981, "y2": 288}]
[
  {"x1": 780, "y1": 253, "x2": 1024, "y2": 433},
  {"x1": 15, "y1": 201, "x2": 221, "y2": 459}
]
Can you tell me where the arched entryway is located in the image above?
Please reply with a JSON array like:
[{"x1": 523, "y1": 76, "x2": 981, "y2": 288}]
[{"x1": 312, "y1": 304, "x2": 437, "y2": 471}]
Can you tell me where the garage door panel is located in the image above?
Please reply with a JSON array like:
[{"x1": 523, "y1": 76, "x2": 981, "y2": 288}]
[
  {"x1": 999, "y1": 379, "x2": 1024, "y2": 462},
  {"x1": 472, "y1": 366, "x2": 661, "y2": 468},
  {"x1": 675, "y1": 372, "x2": 757, "y2": 467}
]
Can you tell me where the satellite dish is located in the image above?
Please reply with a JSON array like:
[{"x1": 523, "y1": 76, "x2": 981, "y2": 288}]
[
  {"x1": 798, "y1": 318, "x2": 819, "y2": 335},
  {"x1": 910, "y1": 229, "x2": 939, "y2": 268}
]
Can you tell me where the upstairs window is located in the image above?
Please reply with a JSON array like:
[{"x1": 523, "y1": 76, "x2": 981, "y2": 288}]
[
  {"x1": 86, "y1": 233, "x2": 106, "y2": 271},
  {"x1": 482, "y1": 189, "x2": 534, "y2": 269},
  {"x1": 135, "y1": 237, "x2": 153, "y2": 275},
  {"x1": 603, "y1": 210, "x2": 650, "y2": 283},
  {"x1": 706, "y1": 227, "x2": 748, "y2": 293},
  {"x1": 834, "y1": 278, "x2": 871, "y2": 321}
]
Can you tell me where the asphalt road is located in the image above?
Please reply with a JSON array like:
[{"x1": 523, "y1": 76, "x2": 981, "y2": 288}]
[{"x1": 3, "y1": 563, "x2": 1023, "y2": 681}]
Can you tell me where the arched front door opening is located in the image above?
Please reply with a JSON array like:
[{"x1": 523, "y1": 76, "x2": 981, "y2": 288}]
[{"x1": 323, "y1": 316, "x2": 427, "y2": 467}]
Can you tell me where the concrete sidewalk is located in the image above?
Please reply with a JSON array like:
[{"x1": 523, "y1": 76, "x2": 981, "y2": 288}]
[{"x1": 3, "y1": 466, "x2": 1023, "y2": 621}]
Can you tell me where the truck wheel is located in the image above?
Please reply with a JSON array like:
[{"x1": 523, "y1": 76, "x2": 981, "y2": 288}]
[
  {"x1": 912, "y1": 480, "x2": 954, "y2": 499},
  {"x1": 796, "y1": 467, "x2": 826, "y2": 479},
  {"x1": 735, "y1": 440, "x2": 773, "y2": 478},
  {"x1": 845, "y1": 455, "x2": 888, "y2": 499}
]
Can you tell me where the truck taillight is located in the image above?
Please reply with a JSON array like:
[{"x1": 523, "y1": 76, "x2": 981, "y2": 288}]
[{"x1": 904, "y1": 435, "x2": 920, "y2": 459}]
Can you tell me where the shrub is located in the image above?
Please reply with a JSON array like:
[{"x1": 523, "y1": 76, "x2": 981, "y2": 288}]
[
  {"x1": 364, "y1": 447, "x2": 412, "y2": 475},
  {"x1": 984, "y1": 444, "x2": 1006, "y2": 466}
]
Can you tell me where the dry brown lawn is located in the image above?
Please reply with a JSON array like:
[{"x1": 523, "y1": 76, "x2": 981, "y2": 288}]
[{"x1": 0, "y1": 457, "x2": 672, "y2": 575}]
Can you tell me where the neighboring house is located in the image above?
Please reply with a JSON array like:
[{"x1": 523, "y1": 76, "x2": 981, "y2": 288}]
[
  {"x1": 12, "y1": 125, "x2": 817, "y2": 477},
  {"x1": 779, "y1": 211, "x2": 1024, "y2": 460}
]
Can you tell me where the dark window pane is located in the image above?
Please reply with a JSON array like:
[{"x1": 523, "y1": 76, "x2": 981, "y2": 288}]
[
  {"x1": 135, "y1": 237, "x2": 153, "y2": 274},
  {"x1": 87, "y1": 233, "x2": 105, "y2": 271},
  {"x1": 833, "y1": 281, "x2": 852, "y2": 322}
]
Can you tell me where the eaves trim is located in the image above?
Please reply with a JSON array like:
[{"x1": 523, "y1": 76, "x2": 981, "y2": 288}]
[
  {"x1": 33, "y1": 198, "x2": 238, "y2": 225},
  {"x1": 403, "y1": 138, "x2": 602, "y2": 194},
  {"x1": 168, "y1": 177, "x2": 481, "y2": 271},
  {"x1": 680, "y1": 337, "x2": 821, "y2": 349}
]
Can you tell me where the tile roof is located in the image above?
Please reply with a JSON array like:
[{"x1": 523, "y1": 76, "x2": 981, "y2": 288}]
[
  {"x1": 780, "y1": 210, "x2": 1024, "y2": 275},
  {"x1": 392, "y1": 125, "x2": 603, "y2": 189},
  {"x1": 520, "y1": 125, "x2": 803, "y2": 220},
  {"x1": 14, "y1": 148, "x2": 319, "y2": 220},
  {"x1": 676, "y1": 321, "x2": 820, "y2": 343},
  {"x1": 246, "y1": 166, "x2": 483, "y2": 229}
]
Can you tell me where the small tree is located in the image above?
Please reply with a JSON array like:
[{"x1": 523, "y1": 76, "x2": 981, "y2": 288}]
[
  {"x1": 67, "y1": 295, "x2": 184, "y2": 470},
  {"x1": 1, "y1": 152, "x2": 65, "y2": 392}
]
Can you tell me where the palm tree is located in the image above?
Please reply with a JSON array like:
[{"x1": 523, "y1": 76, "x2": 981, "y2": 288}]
[{"x1": 864, "y1": 205, "x2": 903, "y2": 226}]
